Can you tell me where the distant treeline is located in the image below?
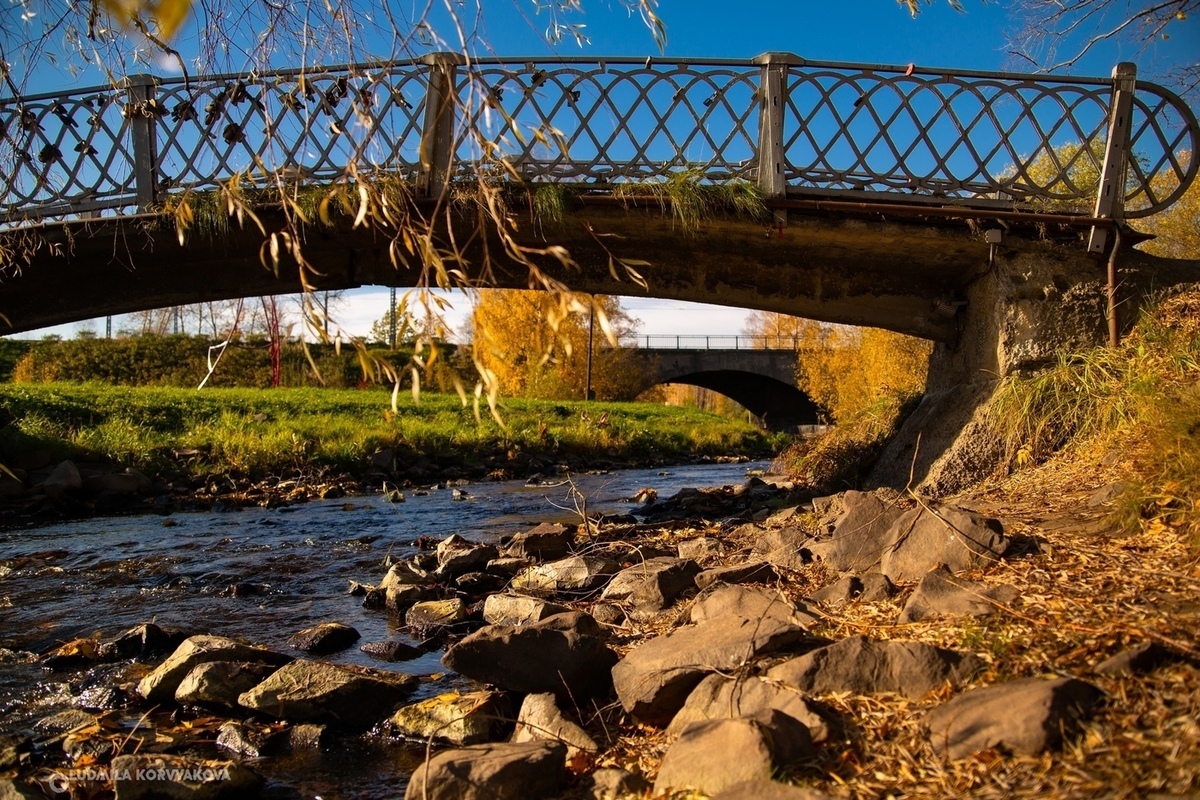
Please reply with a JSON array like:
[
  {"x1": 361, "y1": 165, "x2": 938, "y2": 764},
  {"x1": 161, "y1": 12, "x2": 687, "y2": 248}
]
[{"x1": 6, "y1": 335, "x2": 473, "y2": 390}]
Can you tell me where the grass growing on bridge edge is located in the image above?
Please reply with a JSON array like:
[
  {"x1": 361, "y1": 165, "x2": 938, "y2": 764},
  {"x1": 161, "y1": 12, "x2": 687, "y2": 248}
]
[{"x1": 0, "y1": 384, "x2": 785, "y2": 481}]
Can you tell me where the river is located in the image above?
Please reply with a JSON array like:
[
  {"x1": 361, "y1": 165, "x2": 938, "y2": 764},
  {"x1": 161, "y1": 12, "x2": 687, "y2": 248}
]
[{"x1": 0, "y1": 459, "x2": 769, "y2": 799}]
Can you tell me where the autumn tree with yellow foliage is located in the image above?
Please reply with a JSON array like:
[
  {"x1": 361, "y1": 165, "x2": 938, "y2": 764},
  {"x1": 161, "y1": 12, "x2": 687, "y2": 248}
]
[
  {"x1": 471, "y1": 291, "x2": 647, "y2": 401},
  {"x1": 743, "y1": 311, "x2": 933, "y2": 424}
]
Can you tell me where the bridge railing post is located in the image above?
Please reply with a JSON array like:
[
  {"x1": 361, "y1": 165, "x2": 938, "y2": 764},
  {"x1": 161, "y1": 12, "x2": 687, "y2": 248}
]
[
  {"x1": 418, "y1": 52, "x2": 466, "y2": 199},
  {"x1": 753, "y1": 52, "x2": 803, "y2": 217},
  {"x1": 1088, "y1": 62, "x2": 1136, "y2": 255},
  {"x1": 124, "y1": 74, "x2": 160, "y2": 212}
]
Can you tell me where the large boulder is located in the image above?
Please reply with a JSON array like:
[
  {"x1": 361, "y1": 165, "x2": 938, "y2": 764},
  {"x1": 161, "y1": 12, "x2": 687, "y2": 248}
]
[
  {"x1": 899, "y1": 567, "x2": 1019, "y2": 623},
  {"x1": 109, "y1": 754, "x2": 261, "y2": 799},
  {"x1": 879, "y1": 504, "x2": 1008, "y2": 582},
  {"x1": 442, "y1": 617, "x2": 617, "y2": 701},
  {"x1": 511, "y1": 692, "x2": 598, "y2": 758},
  {"x1": 137, "y1": 635, "x2": 291, "y2": 704},
  {"x1": 600, "y1": 557, "x2": 700, "y2": 613},
  {"x1": 767, "y1": 636, "x2": 982, "y2": 699},
  {"x1": 39, "y1": 460, "x2": 82, "y2": 500},
  {"x1": 612, "y1": 612, "x2": 823, "y2": 726},
  {"x1": 175, "y1": 661, "x2": 278, "y2": 709},
  {"x1": 403, "y1": 741, "x2": 567, "y2": 800},
  {"x1": 505, "y1": 523, "x2": 573, "y2": 561},
  {"x1": 923, "y1": 677, "x2": 1103, "y2": 759},
  {"x1": 238, "y1": 660, "x2": 417, "y2": 728},
  {"x1": 667, "y1": 673, "x2": 836, "y2": 743},
  {"x1": 379, "y1": 561, "x2": 431, "y2": 591},
  {"x1": 390, "y1": 691, "x2": 501, "y2": 746},
  {"x1": 803, "y1": 491, "x2": 906, "y2": 573},
  {"x1": 653, "y1": 714, "x2": 814, "y2": 796},
  {"x1": 438, "y1": 542, "x2": 501, "y2": 578},
  {"x1": 687, "y1": 584, "x2": 819, "y2": 628},
  {"x1": 511, "y1": 555, "x2": 619, "y2": 596},
  {"x1": 482, "y1": 594, "x2": 570, "y2": 627}
]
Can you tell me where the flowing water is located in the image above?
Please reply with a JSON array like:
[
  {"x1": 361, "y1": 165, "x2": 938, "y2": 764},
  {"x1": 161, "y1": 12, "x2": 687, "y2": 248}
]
[{"x1": 0, "y1": 460, "x2": 769, "y2": 799}]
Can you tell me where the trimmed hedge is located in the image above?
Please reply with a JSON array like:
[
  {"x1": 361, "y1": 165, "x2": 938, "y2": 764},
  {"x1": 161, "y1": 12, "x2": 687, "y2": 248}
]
[{"x1": 9, "y1": 335, "x2": 471, "y2": 390}]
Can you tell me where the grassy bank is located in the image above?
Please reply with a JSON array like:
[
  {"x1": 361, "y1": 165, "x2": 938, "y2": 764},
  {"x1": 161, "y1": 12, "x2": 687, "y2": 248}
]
[
  {"x1": 990, "y1": 287, "x2": 1200, "y2": 541},
  {"x1": 0, "y1": 383, "x2": 783, "y2": 481}
]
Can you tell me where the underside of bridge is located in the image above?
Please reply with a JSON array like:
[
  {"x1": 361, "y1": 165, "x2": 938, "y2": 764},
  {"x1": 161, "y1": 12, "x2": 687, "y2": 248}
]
[
  {"x1": 3, "y1": 197, "x2": 1196, "y2": 494},
  {"x1": 0, "y1": 200, "x2": 998, "y2": 339},
  {"x1": 655, "y1": 370, "x2": 819, "y2": 431}
]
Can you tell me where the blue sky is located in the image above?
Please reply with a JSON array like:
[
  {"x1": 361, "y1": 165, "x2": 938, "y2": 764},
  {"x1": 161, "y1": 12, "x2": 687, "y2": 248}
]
[{"x1": 10, "y1": 0, "x2": 1197, "y2": 341}]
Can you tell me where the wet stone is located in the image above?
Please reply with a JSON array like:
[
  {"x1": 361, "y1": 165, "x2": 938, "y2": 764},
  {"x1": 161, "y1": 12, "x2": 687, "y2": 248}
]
[
  {"x1": 97, "y1": 622, "x2": 180, "y2": 661},
  {"x1": 176, "y1": 661, "x2": 278, "y2": 709},
  {"x1": 0, "y1": 736, "x2": 29, "y2": 771},
  {"x1": 238, "y1": 659, "x2": 418, "y2": 728},
  {"x1": 110, "y1": 753, "x2": 262, "y2": 799},
  {"x1": 137, "y1": 635, "x2": 291, "y2": 704},
  {"x1": 406, "y1": 598, "x2": 467, "y2": 631},
  {"x1": 360, "y1": 640, "x2": 423, "y2": 662},
  {"x1": 216, "y1": 720, "x2": 287, "y2": 758},
  {"x1": 386, "y1": 584, "x2": 439, "y2": 616},
  {"x1": 390, "y1": 690, "x2": 501, "y2": 746},
  {"x1": 288, "y1": 723, "x2": 328, "y2": 751},
  {"x1": 287, "y1": 622, "x2": 361, "y2": 654}
]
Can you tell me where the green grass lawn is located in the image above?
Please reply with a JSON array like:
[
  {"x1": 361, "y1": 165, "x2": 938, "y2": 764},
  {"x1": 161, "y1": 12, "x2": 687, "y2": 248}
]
[{"x1": 0, "y1": 383, "x2": 784, "y2": 479}]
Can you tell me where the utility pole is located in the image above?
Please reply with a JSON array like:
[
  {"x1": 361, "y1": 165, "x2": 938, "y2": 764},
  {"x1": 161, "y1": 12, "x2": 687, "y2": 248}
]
[
  {"x1": 389, "y1": 287, "x2": 397, "y2": 350},
  {"x1": 105, "y1": 316, "x2": 112, "y2": 339},
  {"x1": 585, "y1": 297, "x2": 595, "y2": 401}
]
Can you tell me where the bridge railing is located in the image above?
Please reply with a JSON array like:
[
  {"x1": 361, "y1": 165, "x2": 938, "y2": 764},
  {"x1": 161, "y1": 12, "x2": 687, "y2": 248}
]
[
  {"x1": 627, "y1": 334, "x2": 800, "y2": 350},
  {"x1": 2, "y1": 54, "x2": 1196, "y2": 236}
]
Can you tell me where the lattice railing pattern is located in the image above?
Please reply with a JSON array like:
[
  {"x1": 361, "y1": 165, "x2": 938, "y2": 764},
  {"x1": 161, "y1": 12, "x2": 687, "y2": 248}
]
[
  {"x1": 1, "y1": 55, "x2": 1196, "y2": 225},
  {"x1": 457, "y1": 60, "x2": 760, "y2": 182},
  {"x1": 0, "y1": 86, "x2": 138, "y2": 219},
  {"x1": 154, "y1": 65, "x2": 429, "y2": 194}
]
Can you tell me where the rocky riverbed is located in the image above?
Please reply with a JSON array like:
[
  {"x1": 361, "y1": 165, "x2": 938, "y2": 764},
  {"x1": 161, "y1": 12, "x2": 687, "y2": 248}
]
[{"x1": 1, "y1": 452, "x2": 1197, "y2": 799}]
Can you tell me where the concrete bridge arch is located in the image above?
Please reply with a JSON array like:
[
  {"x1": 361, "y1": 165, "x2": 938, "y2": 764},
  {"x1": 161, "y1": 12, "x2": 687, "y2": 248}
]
[{"x1": 629, "y1": 347, "x2": 819, "y2": 431}]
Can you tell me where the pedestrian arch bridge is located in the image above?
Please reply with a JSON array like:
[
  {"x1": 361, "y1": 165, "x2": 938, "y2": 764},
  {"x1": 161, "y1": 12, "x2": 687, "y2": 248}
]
[
  {"x1": 627, "y1": 336, "x2": 815, "y2": 430},
  {"x1": 1, "y1": 52, "x2": 1196, "y2": 341}
]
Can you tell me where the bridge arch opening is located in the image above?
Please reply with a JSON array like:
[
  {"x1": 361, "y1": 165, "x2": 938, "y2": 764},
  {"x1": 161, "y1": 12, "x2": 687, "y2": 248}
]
[{"x1": 648, "y1": 371, "x2": 819, "y2": 432}]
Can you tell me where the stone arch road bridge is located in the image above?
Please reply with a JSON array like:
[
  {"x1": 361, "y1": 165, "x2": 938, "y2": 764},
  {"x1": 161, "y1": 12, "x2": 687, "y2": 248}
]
[
  {"x1": 627, "y1": 335, "x2": 814, "y2": 430},
  {"x1": 1, "y1": 52, "x2": 1197, "y2": 342}
]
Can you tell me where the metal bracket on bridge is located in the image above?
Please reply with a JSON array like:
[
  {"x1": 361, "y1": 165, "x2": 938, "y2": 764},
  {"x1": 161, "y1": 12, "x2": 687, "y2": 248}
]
[
  {"x1": 1088, "y1": 63, "x2": 1136, "y2": 255},
  {"x1": 754, "y1": 52, "x2": 804, "y2": 228},
  {"x1": 417, "y1": 52, "x2": 466, "y2": 199},
  {"x1": 125, "y1": 74, "x2": 160, "y2": 212}
]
